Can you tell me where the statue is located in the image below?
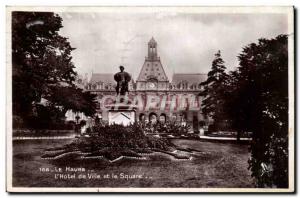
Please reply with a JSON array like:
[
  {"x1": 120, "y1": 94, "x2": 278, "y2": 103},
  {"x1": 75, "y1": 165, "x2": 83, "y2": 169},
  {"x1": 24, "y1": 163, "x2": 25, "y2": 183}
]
[
  {"x1": 114, "y1": 65, "x2": 131, "y2": 96},
  {"x1": 106, "y1": 66, "x2": 136, "y2": 126}
]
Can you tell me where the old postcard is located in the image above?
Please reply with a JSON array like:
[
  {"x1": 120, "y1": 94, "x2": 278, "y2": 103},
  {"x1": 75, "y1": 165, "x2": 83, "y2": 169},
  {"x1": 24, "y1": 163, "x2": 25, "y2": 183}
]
[{"x1": 6, "y1": 6, "x2": 294, "y2": 192}]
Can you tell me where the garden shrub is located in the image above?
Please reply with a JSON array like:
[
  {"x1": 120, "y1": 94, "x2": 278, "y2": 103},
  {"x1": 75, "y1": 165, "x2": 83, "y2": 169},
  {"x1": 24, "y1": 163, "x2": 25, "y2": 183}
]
[{"x1": 42, "y1": 122, "x2": 195, "y2": 161}]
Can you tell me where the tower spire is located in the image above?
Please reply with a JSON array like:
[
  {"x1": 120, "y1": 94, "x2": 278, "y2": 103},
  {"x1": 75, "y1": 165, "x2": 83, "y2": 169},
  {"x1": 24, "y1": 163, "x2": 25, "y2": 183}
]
[{"x1": 148, "y1": 37, "x2": 158, "y2": 60}]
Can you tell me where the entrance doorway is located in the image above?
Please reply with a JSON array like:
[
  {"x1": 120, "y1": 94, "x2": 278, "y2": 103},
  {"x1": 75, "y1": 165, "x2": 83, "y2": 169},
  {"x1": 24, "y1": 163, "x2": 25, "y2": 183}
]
[
  {"x1": 159, "y1": 113, "x2": 167, "y2": 124},
  {"x1": 193, "y1": 114, "x2": 199, "y2": 132},
  {"x1": 149, "y1": 112, "x2": 158, "y2": 124},
  {"x1": 139, "y1": 113, "x2": 145, "y2": 122}
]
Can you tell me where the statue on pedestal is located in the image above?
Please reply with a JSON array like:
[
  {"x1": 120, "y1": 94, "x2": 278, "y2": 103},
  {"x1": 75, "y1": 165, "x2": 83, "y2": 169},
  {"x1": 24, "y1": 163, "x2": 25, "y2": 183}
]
[
  {"x1": 105, "y1": 66, "x2": 135, "y2": 126},
  {"x1": 114, "y1": 65, "x2": 131, "y2": 96}
]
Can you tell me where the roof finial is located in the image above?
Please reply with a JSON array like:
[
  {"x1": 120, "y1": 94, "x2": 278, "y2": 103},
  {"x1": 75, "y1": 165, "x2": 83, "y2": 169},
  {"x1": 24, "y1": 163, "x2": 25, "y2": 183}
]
[{"x1": 149, "y1": 37, "x2": 156, "y2": 44}]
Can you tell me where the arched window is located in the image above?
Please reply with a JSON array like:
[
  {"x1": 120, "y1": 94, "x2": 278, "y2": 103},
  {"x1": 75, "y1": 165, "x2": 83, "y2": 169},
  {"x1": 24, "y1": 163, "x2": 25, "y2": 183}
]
[
  {"x1": 139, "y1": 113, "x2": 145, "y2": 122},
  {"x1": 149, "y1": 112, "x2": 158, "y2": 124},
  {"x1": 159, "y1": 113, "x2": 167, "y2": 123}
]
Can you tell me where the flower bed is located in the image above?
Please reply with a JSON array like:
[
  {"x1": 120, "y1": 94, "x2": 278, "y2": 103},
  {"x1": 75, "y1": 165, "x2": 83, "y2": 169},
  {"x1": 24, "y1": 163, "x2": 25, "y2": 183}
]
[{"x1": 41, "y1": 123, "x2": 197, "y2": 162}]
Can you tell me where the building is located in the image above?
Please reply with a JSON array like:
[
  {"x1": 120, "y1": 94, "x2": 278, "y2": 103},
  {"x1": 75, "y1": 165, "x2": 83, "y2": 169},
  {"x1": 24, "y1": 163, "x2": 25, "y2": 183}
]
[{"x1": 77, "y1": 37, "x2": 210, "y2": 131}]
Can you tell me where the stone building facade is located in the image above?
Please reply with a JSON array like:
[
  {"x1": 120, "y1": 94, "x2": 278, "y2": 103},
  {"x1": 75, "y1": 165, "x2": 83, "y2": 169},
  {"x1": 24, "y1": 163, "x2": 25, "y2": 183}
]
[{"x1": 77, "y1": 38, "x2": 210, "y2": 131}]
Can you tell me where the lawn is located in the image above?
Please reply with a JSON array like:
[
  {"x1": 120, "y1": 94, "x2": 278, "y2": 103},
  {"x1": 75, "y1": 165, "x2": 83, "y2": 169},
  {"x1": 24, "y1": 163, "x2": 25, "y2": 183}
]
[{"x1": 12, "y1": 139, "x2": 254, "y2": 188}]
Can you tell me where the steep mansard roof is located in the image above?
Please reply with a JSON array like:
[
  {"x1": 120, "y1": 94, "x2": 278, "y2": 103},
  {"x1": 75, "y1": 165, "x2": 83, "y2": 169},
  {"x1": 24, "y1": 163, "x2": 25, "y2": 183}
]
[
  {"x1": 171, "y1": 73, "x2": 207, "y2": 85},
  {"x1": 136, "y1": 60, "x2": 169, "y2": 82},
  {"x1": 89, "y1": 73, "x2": 115, "y2": 84}
]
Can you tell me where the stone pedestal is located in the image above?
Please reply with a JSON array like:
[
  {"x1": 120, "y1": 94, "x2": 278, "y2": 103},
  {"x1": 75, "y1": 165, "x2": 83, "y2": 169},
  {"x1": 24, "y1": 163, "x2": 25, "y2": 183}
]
[
  {"x1": 106, "y1": 102, "x2": 137, "y2": 126},
  {"x1": 199, "y1": 128, "x2": 205, "y2": 136},
  {"x1": 108, "y1": 110, "x2": 135, "y2": 126}
]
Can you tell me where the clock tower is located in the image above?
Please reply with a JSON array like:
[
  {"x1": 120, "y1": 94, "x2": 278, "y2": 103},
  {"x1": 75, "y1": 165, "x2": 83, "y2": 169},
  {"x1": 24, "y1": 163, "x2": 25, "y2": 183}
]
[{"x1": 136, "y1": 37, "x2": 169, "y2": 91}]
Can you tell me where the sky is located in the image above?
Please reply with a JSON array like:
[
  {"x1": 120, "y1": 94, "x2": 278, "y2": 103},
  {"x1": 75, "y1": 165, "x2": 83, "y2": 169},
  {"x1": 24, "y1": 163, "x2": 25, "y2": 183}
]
[{"x1": 58, "y1": 11, "x2": 288, "y2": 81}]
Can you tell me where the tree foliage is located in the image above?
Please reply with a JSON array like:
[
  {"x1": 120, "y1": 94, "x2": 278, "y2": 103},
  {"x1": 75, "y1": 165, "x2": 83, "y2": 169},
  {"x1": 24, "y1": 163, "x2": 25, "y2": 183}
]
[
  {"x1": 12, "y1": 12, "x2": 97, "y2": 127},
  {"x1": 49, "y1": 86, "x2": 97, "y2": 117},
  {"x1": 199, "y1": 50, "x2": 229, "y2": 129},
  {"x1": 225, "y1": 35, "x2": 289, "y2": 187}
]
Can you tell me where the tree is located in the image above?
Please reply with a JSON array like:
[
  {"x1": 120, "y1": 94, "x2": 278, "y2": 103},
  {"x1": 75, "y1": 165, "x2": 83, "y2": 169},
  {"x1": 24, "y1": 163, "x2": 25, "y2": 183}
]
[
  {"x1": 199, "y1": 50, "x2": 229, "y2": 130},
  {"x1": 12, "y1": 12, "x2": 97, "y2": 127},
  {"x1": 223, "y1": 70, "x2": 251, "y2": 141},
  {"x1": 225, "y1": 35, "x2": 288, "y2": 187},
  {"x1": 48, "y1": 86, "x2": 97, "y2": 117}
]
